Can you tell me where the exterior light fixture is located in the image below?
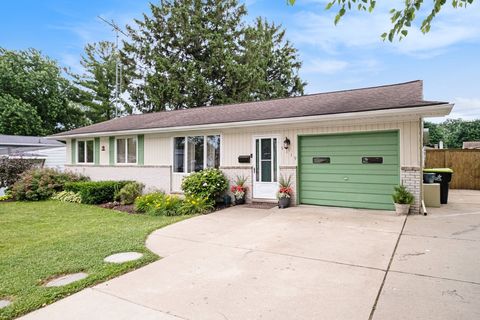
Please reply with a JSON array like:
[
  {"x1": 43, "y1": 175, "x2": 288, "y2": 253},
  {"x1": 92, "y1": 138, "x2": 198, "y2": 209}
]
[
  {"x1": 283, "y1": 137, "x2": 291, "y2": 150},
  {"x1": 101, "y1": 146, "x2": 106, "y2": 151}
]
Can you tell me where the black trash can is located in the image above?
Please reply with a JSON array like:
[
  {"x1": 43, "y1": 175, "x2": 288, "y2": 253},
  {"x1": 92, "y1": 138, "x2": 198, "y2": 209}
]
[{"x1": 423, "y1": 168, "x2": 453, "y2": 204}]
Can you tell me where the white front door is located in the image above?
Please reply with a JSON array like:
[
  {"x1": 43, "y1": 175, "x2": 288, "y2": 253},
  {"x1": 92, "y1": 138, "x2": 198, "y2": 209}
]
[{"x1": 253, "y1": 137, "x2": 279, "y2": 199}]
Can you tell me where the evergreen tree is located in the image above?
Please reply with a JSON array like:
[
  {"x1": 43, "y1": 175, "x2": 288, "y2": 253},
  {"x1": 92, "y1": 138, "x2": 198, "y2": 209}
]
[
  {"x1": 70, "y1": 41, "x2": 132, "y2": 123},
  {"x1": 123, "y1": 0, "x2": 305, "y2": 112}
]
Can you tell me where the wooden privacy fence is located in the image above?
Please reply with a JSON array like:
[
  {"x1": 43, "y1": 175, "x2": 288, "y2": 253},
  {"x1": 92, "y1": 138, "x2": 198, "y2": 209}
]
[{"x1": 425, "y1": 149, "x2": 480, "y2": 190}]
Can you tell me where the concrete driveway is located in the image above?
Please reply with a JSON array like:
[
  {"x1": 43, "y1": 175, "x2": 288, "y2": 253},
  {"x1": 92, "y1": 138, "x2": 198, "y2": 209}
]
[{"x1": 20, "y1": 190, "x2": 480, "y2": 320}]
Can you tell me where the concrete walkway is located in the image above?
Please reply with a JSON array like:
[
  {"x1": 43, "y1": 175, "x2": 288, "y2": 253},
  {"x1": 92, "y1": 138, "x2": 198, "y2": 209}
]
[{"x1": 20, "y1": 190, "x2": 480, "y2": 319}]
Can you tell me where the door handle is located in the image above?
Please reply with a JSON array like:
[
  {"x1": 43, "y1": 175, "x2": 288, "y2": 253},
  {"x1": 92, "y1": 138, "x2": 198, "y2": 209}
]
[{"x1": 343, "y1": 177, "x2": 349, "y2": 181}]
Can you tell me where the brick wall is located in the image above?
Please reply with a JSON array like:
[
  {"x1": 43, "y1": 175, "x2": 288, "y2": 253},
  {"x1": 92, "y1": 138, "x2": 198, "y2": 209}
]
[{"x1": 400, "y1": 166, "x2": 422, "y2": 214}]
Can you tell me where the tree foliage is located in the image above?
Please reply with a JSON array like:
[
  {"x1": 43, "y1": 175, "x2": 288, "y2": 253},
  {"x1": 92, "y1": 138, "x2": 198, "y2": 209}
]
[
  {"x1": 425, "y1": 119, "x2": 480, "y2": 148},
  {"x1": 69, "y1": 41, "x2": 132, "y2": 123},
  {"x1": 123, "y1": 0, "x2": 305, "y2": 112},
  {"x1": 0, "y1": 94, "x2": 44, "y2": 135},
  {"x1": 287, "y1": 0, "x2": 476, "y2": 41},
  {"x1": 0, "y1": 48, "x2": 87, "y2": 136}
]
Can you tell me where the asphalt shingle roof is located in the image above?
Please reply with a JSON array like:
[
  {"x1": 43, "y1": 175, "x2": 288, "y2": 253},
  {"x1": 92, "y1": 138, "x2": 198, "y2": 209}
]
[{"x1": 53, "y1": 80, "x2": 448, "y2": 137}]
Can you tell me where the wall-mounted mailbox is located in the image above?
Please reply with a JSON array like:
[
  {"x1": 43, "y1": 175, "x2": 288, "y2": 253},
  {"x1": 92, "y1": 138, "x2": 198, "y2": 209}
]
[
  {"x1": 238, "y1": 155, "x2": 251, "y2": 163},
  {"x1": 313, "y1": 157, "x2": 330, "y2": 164},
  {"x1": 362, "y1": 157, "x2": 383, "y2": 164}
]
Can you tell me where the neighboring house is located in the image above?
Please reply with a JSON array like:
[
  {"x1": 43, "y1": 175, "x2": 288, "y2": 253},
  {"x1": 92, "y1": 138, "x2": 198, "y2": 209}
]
[
  {"x1": 0, "y1": 135, "x2": 66, "y2": 196},
  {"x1": 463, "y1": 141, "x2": 480, "y2": 149},
  {"x1": 0, "y1": 135, "x2": 66, "y2": 170},
  {"x1": 50, "y1": 81, "x2": 453, "y2": 214}
]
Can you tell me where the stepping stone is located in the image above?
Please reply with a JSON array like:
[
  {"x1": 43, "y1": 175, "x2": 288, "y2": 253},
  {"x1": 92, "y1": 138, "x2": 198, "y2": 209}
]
[
  {"x1": 104, "y1": 252, "x2": 143, "y2": 263},
  {"x1": 44, "y1": 272, "x2": 88, "y2": 287},
  {"x1": 0, "y1": 299, "x2": 11, "y2": 308}
]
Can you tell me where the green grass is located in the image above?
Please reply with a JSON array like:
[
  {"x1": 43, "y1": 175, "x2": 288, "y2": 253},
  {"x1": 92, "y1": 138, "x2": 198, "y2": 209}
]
[{"x1": 0, "y1": 201, "x2": 193, "y2": 320}]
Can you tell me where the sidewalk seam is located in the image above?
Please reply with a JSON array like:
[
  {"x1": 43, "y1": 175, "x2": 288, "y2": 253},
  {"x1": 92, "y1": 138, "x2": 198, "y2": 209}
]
[
  {"x1": 91, "y1": 288, "x2": 190, "y2": 320},
  {"x1": 368, "y1": 214, "x2": 408, "y2": 320}
]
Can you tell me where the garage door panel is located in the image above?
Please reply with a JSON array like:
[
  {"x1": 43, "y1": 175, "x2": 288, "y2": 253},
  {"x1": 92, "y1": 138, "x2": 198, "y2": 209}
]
[
  {"x1": 300, "y1": 181, "x2": 397, "y2": 194},
  {"x1": 300, "y1": 173, "x2": 399, "y2": 184},
  {"x1": 300, "y1": 144, "x2": 398, "y2": 153},
  {"x1": 301, "y1": 198, "x2": 394, "y2": 210},
  {"x1": 301, "y1": 150, "x2": 399, "y2": 157},
  {"x1": 300, "y1": 156, "x2": 399, "y2": 165},
  {"x1": 300, "y1": 165, "x2": 399, "y2": 175},
  {"x1": 301, "y1": 190, "x2": 393, "y2": 204},
  {"x1": 299, "y1": 131, "x2": 399, "y2": 210},
  {"x1": 300, "y1": 134, "x2": 398, "y2": 148}
]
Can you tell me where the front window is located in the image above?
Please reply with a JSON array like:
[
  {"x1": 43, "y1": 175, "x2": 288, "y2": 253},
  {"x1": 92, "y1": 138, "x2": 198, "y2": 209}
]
[
  {"x1": 116, "y1": 137, "x2": 137, "y2": 164},
  {"x1": 77, "y1": 140, "x2": 94, "y2": 163},
  {"x1": 173, "y1": 135, "x2": 220, "y2": 173}
]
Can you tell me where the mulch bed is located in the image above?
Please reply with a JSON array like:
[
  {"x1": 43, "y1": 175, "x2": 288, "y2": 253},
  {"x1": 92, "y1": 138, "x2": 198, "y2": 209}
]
[{"x1": 98, "y1": 202, "x2": 136, "y2": 214}]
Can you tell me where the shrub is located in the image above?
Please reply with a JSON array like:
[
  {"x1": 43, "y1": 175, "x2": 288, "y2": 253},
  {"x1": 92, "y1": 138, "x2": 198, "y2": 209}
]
[
  {"x1": 51, "y1": 191, "x2": 82, "y2": 203},
  {"x1": 148, "y1": 194, "x2": 183, "y2": 216},
  {"x1": 11, "y1": 168, "x2": 87, "y2": 201},
  {"x1": 64, "y1": 180, "x2": 131, "y2": 204},
  {"x1": 0, "y1": 194, "x2": 12, "y2": 201},
  {"x1": 178, "y1": 196, "x2": 214, "y2": 215},
  {"x1": 181, "y1": 168, "x2": 228, "y2": 204},
  {"x1": 134, "y1": 192, "x2": 165, "y2": 213},
  {"x1": 0, "y1": 157, "x2": 39, "y2": 188},
  {"x1": 392, "y1": 185, "x2": 414, "y2": 205},
  {"x1": 115, "y1": 182, "x2": 144, "y2": 205}
]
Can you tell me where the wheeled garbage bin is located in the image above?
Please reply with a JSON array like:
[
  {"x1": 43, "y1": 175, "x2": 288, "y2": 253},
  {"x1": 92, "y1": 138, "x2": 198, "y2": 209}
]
[{"x1": 423, "y1": 168, "x2": 454, "y2": 204}]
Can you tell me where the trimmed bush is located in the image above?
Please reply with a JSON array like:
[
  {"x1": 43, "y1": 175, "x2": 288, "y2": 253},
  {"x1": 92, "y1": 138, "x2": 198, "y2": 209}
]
[
  {"x1": 11, "y1": 168, "x2": 87, "y2": 201},
  {"x1": 64, "y1": 180, "x2": 131, "y2": 204},
  {"x1": 52, "y1": 191, "x2": 82, "y2": 203},
  {"x1": 115, "y1": 182, "x2": 145, "y2": 205},
  {"x1": 181, "y1": 168, "x2": 228, "y2": 205}
]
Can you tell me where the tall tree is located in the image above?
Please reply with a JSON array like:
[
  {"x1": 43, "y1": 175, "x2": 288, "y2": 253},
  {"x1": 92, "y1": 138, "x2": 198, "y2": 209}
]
[
  {"x1": 424, "y1": 119, "x2": 480, "y2": 148},
  {"x1": 0, "y1": 48, "x2": 86, "y2": 135},
  {"x1": 123, "y1": 0, "x2": 305, "y2": 112},
  {"x1": 287, "y1": 0, "x2": 476, "y2": 41},
  {"x1": 70, "y1": 41, "x2": 132, "y2": 123}
]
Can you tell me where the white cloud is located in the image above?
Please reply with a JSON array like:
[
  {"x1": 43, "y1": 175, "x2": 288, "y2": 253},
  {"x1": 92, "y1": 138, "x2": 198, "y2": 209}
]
[
  {"x1": 288, "y1": 1, "x2": 480, "y2": 56},
  {"x1": 426, "y1": 97, "x2": 480, "y2": 123},
  {"x1": 302, "y1": 59, "x2": 348, "y2": 74},
  {"x1": 450, "y1": 98, "x2": 480, "y2": 120}
]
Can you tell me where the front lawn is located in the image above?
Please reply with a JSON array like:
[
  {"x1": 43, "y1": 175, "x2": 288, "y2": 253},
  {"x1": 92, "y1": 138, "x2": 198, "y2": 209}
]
[{"x1": 0, "y1": 201, "x2": 192, "y2": 320}]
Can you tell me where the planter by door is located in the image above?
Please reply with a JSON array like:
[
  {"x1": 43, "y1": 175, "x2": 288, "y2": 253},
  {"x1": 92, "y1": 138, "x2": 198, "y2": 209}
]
[
  {"x1": 235, "y1": 197, "x2": 245, "y2": 205},
  {"x1": 394, "y1": 203, "x2": 410, "y2": 215},
  {"x1": 278, "y1": 197, "x2": 290, "y2": 209}
]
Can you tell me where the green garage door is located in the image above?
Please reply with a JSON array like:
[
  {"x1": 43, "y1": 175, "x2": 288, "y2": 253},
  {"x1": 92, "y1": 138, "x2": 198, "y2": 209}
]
[{"x1": 298, "y1": 131, "x2": 399, "y2": 210}]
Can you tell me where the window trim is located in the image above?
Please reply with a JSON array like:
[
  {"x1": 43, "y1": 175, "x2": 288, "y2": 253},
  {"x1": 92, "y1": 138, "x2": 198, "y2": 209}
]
[
  {"x1": 115, "y1": 136, "x2": 138, "y2": 165},
  {"x1": 172, "y1": 134, "x2": 222, "y2": 174},
  {"x1": 76, "y1": 139, "x2": 95, "y2": 164}
]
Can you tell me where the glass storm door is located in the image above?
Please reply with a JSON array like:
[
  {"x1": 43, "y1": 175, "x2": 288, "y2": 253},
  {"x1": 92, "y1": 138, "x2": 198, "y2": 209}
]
[{"x1": 253, "y1": 137, "x2": 278, "y2": 199}]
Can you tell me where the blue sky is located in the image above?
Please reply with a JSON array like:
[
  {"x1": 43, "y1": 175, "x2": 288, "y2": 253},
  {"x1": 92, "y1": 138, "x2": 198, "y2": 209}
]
[{"x1": 1, "y1": 0, "x2": 479, "y2": 122}]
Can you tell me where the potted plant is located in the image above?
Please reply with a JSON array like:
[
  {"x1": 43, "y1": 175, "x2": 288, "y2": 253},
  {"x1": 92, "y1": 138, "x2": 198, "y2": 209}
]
[
  {"x1": 277, "y1": 175, "x2": 293, "y2": 209},
  {"x1": 230, "y1": 176, "x2": 247, "y2": 205},
  {"x1": 392, "y1": 185, "x2": 414, "y2": 215}
]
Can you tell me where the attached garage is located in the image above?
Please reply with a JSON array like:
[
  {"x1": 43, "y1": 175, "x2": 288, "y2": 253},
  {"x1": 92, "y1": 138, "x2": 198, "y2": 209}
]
[{"x1": 298, "y1": 131, "x2": 400, "y2": 210}]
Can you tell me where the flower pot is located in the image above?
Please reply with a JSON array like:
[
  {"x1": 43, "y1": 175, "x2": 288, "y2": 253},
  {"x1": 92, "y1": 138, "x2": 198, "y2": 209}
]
[
  {"x1": 235, "y1": 197, "x2": 245, "y2": 205},
  {"x1": 278, "y1": 197, "x2": 290, "y2": 209},
  {"x1": 394, "y1": 203, "x2": 410, "y2": 215}
]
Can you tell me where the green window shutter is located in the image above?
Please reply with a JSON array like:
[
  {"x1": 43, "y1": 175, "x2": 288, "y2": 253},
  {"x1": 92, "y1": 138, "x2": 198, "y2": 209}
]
[
  {"x1": 109, "y1": 136, "x2": 115, "y2": 165},
  {"x1": 94, "y1": 137, "x2": 100, "y2": 165},
  {"x1": 137, "y1": 134, "x2": 144, "y2": 165},
  {"x1": 71, "y1": 139, "x2": 76, "y2": 165}
]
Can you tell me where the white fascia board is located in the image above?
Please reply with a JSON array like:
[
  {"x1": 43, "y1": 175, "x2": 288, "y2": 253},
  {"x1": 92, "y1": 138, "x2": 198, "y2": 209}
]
[{"x1": 49, "y1": 103, "x2": 453, "y2": 139}]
